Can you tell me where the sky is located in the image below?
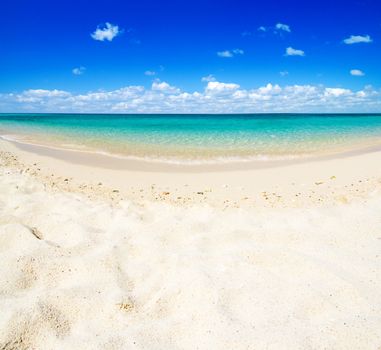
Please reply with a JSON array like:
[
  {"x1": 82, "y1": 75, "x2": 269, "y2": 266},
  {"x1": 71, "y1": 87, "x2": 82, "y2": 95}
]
[{"x1": 1, "y1": 0, "x2": 381, "y2": 113}]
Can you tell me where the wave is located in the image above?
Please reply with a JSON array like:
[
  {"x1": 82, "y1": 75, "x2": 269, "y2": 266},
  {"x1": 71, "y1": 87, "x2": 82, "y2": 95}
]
[{"x1": 0, "y1": 133, "x2": 306, "y2": 165}]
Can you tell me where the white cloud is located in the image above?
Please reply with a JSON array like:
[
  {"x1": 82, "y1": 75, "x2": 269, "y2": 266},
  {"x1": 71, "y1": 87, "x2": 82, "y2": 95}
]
[
  {"x1": 91, "y1": 22, "x2": 121, "y2": 42},
  {"x1": 217, "y1": 49, "x2": 244, "y2": 58},
  {"x1": 258, "y1": 83, "x2": 282, "y2": 94},
  {"x1": 145, "y1": 70, "x2": 156, "y2": 76},
  {"x1": 206, "y1": 81, "x2": 240, "y2": 92},
  {"x1": 151, "y1": 81, "x2": 180, "y2": 93},
  {"x1": 343, "y1": 35, "x2": 372, "y2": 45},
  {"x1": 232, "y1": 90, "x2": 247, "y2": 99},
  {"x1": 3, "y1": 83, "x2": 381, "y2": 113},
  {"x1": 15, "y1": 89, "x2": 71, "y2": 103},
  {"x1": 217, "y1": 50, "x2": 233, "y2": 58},
  {"x1": 201, "y1": 74, "x2": 216, "y2": 82},
  {"x1": 350, "y1": 69, "x2": 365, "y2": 76},
  {"x1": 23, "y1": 89, "x2": 70, "y2": 98},
  {"x1": 152, "y1": 81, "x2": 169, "y2": 90},
  {"x1": 324, "y1": 88, "x2": 351, "y2": 97},
  {"x1": 285, "y1": 47, "x2": 305, "y2": 56},
  {"x1": 275, "y1": 23, "x2": 291, "y2": 32},
  {"x1": 72, "y1": 67, "x2": 86, "y2": 75},
  {"x1": 280, "y1": 71, "x2": 289, "y2": 76},
  {"x1": 258, "y1": 23, "x2": 291, "y2": 34}
]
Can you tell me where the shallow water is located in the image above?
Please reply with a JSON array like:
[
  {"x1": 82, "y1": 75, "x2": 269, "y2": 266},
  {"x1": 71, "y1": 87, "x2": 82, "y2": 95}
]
[{"x1": 1, "y1": 113, "x2": 381, "y2": 163}]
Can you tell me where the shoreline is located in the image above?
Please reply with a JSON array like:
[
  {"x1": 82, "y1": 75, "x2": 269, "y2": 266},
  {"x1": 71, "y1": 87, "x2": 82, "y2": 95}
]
[
  {"x1": 1, "y1": 137, "x2": 381, "y2": 208},
  {"x1": 2, "y1": 114, "x2": 381, "y2": 168},
  {"x1": 3, "y1": 132, "x2": 381, "y2": 172}
]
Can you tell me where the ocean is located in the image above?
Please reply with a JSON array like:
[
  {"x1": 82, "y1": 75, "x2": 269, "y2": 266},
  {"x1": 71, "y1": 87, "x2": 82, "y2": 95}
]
[{"x1": 1, "y1": 113, "x2": 381, "y2": 163}]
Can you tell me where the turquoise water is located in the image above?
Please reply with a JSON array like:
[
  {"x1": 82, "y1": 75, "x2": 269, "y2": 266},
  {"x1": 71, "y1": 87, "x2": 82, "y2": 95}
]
[{"x1": 1, "y1": 113, "x2": 381, "y2": 162}]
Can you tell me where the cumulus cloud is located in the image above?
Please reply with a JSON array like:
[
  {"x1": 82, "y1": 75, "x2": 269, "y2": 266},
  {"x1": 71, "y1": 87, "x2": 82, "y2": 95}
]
[
  {"x1": 151, "y1": 81, "x2": 180, "y2": 93},
  {"x1": 324, "y1": 88, "x2": 351, "y2": 97},
  {"x1": 350, "y1": 69, "x2": 365, "y2": 76},
  {"x1": 72, "y1": 67, "x2": 86, "y2": 75},
  {"x1": 217, "y1": 49, "x2": 244, "y2": 58},
  {"x1": 91, "y1": 22, "x2": 121, "y2": 42},
  {"x1": 2, "y1": 82, "x2": 381, "y2": 113},
  {"x1": 343, "y1": 35, "x2": 372, "y2": 45},
  {"x1": 257, "y1": 83, "x2": 282, "y2": 95},
  {"x1": 22, "y1": 89, "x2": 70, "y2": 98},
  {"x1": 15, "y1": 89, "x2": 71, "y2": 103},
  {"x1": 206, "y1": 81, "x2": 240, "y2": 92},
  {"x1": 280, "y1": 71, "x2": 289, "y2": 76},
  {"x1": 285, "y1": 47, "x2": 305, "y2": 56},
  {"x1": 275, "y1": 23, "x2": 291, "y2": 32},
  {"x1": 144, "y1": 70, "x2": 156, "y2": 76},
  {"x1": 258, "y1": 26, "x2": 267, "y2": 32}
]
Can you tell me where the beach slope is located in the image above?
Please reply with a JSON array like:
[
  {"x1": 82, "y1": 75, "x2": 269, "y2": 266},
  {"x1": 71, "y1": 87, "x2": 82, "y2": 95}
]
[{"x1": 0, "y1": 140, "x2": 381, "y2": 349}]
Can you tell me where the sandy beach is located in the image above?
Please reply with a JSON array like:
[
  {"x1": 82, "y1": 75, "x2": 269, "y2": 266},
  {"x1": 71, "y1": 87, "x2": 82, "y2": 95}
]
[
  {"x1": 3, "y1": 0, "x2": 381, "y2": 347},
  {"x1": 0, "y1": 137, "x2": 381, "y2": 349}
]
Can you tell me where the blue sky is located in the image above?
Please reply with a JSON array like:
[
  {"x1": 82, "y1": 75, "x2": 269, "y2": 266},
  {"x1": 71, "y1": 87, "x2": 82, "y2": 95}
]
[{"x1": 1, "y1": 0, "x2": 381, "y2": 112}]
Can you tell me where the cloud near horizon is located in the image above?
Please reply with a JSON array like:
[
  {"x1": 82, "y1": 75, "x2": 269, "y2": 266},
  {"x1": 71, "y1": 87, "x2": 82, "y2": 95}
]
[{"x1": 1, "y1": 82, "x2": 380, "y2": 113}]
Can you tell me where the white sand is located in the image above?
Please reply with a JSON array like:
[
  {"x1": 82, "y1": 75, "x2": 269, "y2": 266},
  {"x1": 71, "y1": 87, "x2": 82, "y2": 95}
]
[{"x1": 1, "y1": 140, "x2": 381, "y2": 349}]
